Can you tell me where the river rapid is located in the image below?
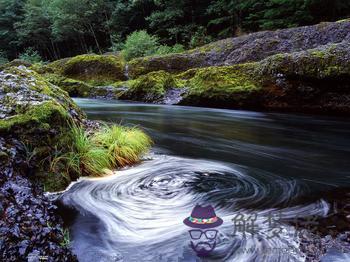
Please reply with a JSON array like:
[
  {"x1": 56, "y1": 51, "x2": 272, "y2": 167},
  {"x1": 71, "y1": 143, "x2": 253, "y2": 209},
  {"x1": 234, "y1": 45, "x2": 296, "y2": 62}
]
[{"x1": 59, "y1": 98, "x2": 350, "y2": 262}]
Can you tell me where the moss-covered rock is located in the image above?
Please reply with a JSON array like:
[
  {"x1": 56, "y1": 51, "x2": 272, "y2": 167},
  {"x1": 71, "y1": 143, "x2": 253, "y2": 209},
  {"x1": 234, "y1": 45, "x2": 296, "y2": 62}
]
[
  {"x1": 179, "y1": 64, "x2": 263, "y2": 108},
  {"x1": 119, "y1": 70, "x2": 184, "y2": 102},
  {"x1": 43, "y1": 73, "x2": 94, "y2": 97},
  {"x1": 258, "y1": 41, "x2": 350, "y2": 79},
  {"x1": 0, "y1": 59, "x2": 33, "y2": 71},
  {"x1": 253, "y1": 41, "x2": 350, "y2": 114},
  {"x1": 124, "y1": 41, "x2": 350, "y2": 114},
  {"x1": 127, "y1": 53, "x2": 206, "y2": 79},
  {"x1": 90, "y1": 85, "x2": 126, "y2": 99},
  {"x1": 0, "y1": 66, "x2": 84, "y2": 191},
  {"x1": 0, "y1": 66, "x2": 154, "y2": 192},
  {"x1": 47, "y1": 54, "x2": 126, "y2": 85},
  {"x1": 127, "y1": 19, "x2": 350, "y2": 78}
]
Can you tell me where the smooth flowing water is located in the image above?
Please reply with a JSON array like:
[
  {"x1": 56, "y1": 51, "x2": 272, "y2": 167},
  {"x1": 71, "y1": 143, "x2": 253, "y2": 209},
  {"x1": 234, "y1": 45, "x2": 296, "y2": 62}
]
[{"x1": 60, "y1": 98, "x2": 350, "y2": 262}]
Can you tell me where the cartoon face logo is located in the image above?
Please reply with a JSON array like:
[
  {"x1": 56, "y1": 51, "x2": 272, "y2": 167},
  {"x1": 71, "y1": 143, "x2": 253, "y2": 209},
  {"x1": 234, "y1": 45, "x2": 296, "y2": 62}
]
[{"x1": 183, "y1": 204, "x2": 223, "y2": 257}]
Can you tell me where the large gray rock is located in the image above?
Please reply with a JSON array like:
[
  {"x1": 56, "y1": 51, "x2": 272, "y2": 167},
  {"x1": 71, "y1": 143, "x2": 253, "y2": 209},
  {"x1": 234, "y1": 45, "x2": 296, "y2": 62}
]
[{"x1": 128, "y1": 19, "x2": 350, "y2": 78}]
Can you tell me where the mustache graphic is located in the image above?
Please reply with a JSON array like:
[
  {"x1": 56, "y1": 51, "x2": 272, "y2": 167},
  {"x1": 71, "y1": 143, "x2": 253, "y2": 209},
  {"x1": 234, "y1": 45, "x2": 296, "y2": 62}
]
[{"x1": 191, "y1": 241, "x2": 216, "y2": 257}]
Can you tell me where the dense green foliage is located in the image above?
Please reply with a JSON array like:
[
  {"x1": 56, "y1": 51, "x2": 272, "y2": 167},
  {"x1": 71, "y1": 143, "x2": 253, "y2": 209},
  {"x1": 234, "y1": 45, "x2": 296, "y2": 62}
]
[
  {"x1": 122, "y1": 30, "x2": 184, "y2": 61},
  {"x1": 19, "y1": 47, "x2": 42, "y2": 63},
  {"x1": 122, "y1": 30, "x2": 159, "y2": 61},
  {"x1": 0, "y1": 0, "x2": 349, "y2": 60}
]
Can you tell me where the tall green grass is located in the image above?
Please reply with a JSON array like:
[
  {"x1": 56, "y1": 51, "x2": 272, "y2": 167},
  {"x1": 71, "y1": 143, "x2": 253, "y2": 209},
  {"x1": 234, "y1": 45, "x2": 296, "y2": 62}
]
[
  {"x1": 92, "y1": 125, "x2": 152, "y2": 167},
  {"x1": 51, "y1": 124, "x2": 152, "y2": 177}
]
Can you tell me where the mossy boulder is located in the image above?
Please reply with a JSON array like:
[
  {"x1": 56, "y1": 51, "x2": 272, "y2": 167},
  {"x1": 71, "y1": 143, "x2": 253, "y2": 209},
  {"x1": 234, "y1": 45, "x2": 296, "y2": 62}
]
[
  {"x1": 0, "y1": 59, "x2": 32, "y2": 70},
  {"x1": 258, "y1": 41, "x2": 350, "y2": 79},
  {"x1": 47, "y1": 54, "x2": 126, "y2": 85},
  {"x1": 127, "y1": 19, "x2": 350, "y2": 78},
  {"x1": 41, "y1": 72, "x2": 127, "y2": 99},
  {"x1": 43, "y1": 73, "x2": 93, "y2": 97},
  {"x1": 90, "y1": 85, "x2": 126, "y2": 99},
  {"x1": 179, "y1": 64, "x2": 263, "y2": 108},
  {"x1": 123, "y1": 41, "x2": 350, "y2": 114},
  {"x1": 127, "y1": 53, "x2": 206, "y2": 79},
  {"x1": 0, "y1": 66, "x2": 84, "y2": 190},
  {"x1": 253, "y1": 41, "x2": 350, "y2": 114},
  {"x1": 119, "y1": 70, "x2": 184, "y2": 102}
]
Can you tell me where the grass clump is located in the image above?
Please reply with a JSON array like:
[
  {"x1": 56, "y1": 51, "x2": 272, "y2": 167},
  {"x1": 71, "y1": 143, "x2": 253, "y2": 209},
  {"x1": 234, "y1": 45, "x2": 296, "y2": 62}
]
[
  {"x1": 51, "y1": 124, "x2": 152, "y2": 180},
  {"x1": 60, "y1": 228, "x2": 71, "y2": 248},
  {"x1": 92, "y1": 125, "x2": 152, "y2": 167}
]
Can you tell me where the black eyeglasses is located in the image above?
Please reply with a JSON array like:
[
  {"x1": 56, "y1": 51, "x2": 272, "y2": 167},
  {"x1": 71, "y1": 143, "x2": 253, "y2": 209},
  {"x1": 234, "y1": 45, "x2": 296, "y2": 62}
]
[{"x1": 189, "y1": 229, "x2": 218, "y2": 240}]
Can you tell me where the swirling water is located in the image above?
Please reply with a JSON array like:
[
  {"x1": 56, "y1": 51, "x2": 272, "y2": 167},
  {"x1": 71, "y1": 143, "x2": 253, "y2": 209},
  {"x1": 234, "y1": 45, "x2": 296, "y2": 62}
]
[{"x1": 60, "y1": 99, "x2": 350, "y2": 262}]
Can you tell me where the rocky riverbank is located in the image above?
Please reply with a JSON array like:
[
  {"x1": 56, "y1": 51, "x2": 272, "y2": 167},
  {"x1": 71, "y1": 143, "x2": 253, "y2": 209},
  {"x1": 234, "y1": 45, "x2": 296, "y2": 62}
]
[
  {"x1": 0, "y1": 136, "x2": 78, "y2": 261},
  {"x1": 0, "y1": 66, "x2": 82, "y2": 260},
  {"x1": 0, "y1": 66, "x2": 151, "y2": 260},
  {"x1": 30, "y1": 19, "x2": 350, "y2": 115}
]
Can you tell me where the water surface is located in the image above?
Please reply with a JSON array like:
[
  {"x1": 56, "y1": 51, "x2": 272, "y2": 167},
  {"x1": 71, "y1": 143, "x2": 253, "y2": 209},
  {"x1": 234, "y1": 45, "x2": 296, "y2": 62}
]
[{"x1": 60, "y1": 98, "x2": 350, "y2": 262}]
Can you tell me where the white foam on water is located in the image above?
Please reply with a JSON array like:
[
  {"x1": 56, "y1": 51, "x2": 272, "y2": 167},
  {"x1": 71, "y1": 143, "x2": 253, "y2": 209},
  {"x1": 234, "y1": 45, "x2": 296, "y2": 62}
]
[{"x1": 60, "y1": 155, "x2": 329, "y2": 262}]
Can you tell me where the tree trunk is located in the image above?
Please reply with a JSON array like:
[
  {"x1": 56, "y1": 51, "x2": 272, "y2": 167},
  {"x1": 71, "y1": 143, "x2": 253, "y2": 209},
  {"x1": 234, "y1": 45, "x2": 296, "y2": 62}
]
[
  {"x1": 104, "y1": 10, "x2": 113, "y2": 46},
  {"x1": 88, "y1": 24, "x2": 102, "y2": 54},
  {"x1": 50, "y1": 39, "x2": 59, "y2": 60}
]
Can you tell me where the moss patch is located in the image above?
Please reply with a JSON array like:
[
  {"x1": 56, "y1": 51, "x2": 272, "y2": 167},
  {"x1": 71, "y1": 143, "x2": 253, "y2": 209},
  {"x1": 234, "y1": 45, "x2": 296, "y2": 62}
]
[
  {"x1": 127, "y1": 53, "x2": 206, "y2": 79},
  {"x1": 0, "y1": 59, "x2": 32, "y2": 71},
  {"x1": 180, "y1": 64, "x2": 263, "y2": 107},
  {"x1": 0, "y1": 67, "x2": 81, "y2": 191},
  {"x1": 47, "y1": 54, "x2": 126, "y2": 85},
  {"x1": 0, "y1": 100, "x2": 69, "y2": 133},
  {"x1": 43, "y1": 73, "x2": 93, "y2": 97},
  {"x1": 258, "y1": 42, "x2": 350, "y2": 79}
]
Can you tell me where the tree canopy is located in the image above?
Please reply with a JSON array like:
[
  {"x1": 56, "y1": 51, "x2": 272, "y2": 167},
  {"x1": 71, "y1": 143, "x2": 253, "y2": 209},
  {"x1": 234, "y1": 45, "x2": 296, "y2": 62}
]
[{"x1": 0, "y1": 0, "x2": 349, "y2": 61}]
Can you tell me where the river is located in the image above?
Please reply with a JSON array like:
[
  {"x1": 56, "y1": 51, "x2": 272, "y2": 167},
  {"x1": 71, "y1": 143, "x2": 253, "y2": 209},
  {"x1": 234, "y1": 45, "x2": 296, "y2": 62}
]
[{"x1": 59, "y1": 98, "x2": 350, "y2": 262}]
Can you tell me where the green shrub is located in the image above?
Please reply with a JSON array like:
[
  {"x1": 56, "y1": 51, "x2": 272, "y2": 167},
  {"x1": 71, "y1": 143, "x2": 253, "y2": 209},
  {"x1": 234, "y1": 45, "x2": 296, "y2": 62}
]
[
  {"x1": 122, "y1": 30, "x2": 159, "y2": 61},
  {"x1": 189, "y1": 27, "x2": 213, "y2": 48},
  {"x1": 118, "y1": 31, "x2": 185, "y2": 61},
  {"x1": 155, "y1": 44, "x2": 185, "y2": 55},
  {"x1": 171, "y1": 44, "x2": 186, "y2": 53},
  {"x1": 19, "y1": 47, "x2": 42, "y2": 63}
]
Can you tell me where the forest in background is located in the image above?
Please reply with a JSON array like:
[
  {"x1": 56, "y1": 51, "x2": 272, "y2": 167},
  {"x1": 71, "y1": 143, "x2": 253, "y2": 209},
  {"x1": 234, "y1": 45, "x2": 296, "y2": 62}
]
[{"x1": 1, "y1": 0, "x2": 350, "y2": 62}]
